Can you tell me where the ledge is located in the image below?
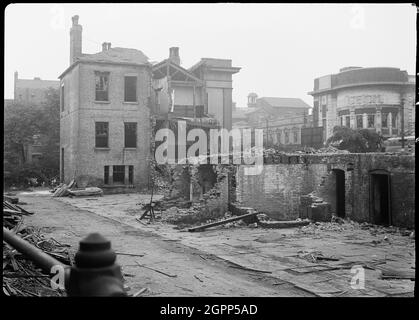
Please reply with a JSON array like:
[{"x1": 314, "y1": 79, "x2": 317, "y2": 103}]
[
  {"x1": 94, "y1": 147, "x2": 110, "y2": 151},
  {"x1": 94, "y1": 100, "x2": 111, "y2": 104},
  {"x1": 123, "y1": 101, "x2": 139, "y2": 105}
]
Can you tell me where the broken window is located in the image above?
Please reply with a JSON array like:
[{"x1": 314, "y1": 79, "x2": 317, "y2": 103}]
[
  {"x1": 95, "y1": 122, "x2": 109, "y2": 148},
  {"x1": 356, "y1": 115, "x2": 363, "y2": 128},
  {"x1": 104, "y1": 166, "x2": 109, "y2": 185},
  {"x1": 124, "y1": 122, "x2": 137, "y2": 148},
  {"x1": 60, "y1": 84, "x2": 65, "y2": 112},
  {"x1": 129, "y1": 166, "x2": 134, "y2": 184},
  {"x1": 113, "y1": 165, "x2": 125, "y2": 184},
  {"x1": 124, "y1": 76, "x2": 137, "y2": 102},
  {"x1": 367, "y1": 115, "x2": 375, "y2": 128},
  {"x1": 95, "y1": 72, "x2": 109, "y2": 101}
]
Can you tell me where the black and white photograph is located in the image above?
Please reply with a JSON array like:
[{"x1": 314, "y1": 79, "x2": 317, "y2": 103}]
[{"x1": 3, "y1": 2, "x2": 416, "y2": 305}]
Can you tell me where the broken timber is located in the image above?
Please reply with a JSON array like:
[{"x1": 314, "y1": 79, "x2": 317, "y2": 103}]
[{"x1": 188, "y1": 212, "x2": 258, "y2": 232}]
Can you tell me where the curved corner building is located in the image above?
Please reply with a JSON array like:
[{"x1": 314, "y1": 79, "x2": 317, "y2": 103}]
[{"x1": 308, "y1": 67, "x2": 415, "y2": 141}]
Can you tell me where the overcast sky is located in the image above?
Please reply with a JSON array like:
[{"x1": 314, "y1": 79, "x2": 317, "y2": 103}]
[{"x1": 4, "y1": 3, "x2": 417, "y2": 107}]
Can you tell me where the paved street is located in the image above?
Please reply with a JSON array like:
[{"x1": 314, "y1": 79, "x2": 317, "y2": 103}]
[
  {"x1": 18, "y1": 191, "x2": 415, "y2": 297},
  {"x1": 19, "y1": 192, "x2": 312, "y2": 296}
]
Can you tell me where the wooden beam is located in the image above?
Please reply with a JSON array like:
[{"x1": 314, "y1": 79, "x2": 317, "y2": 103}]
[{"x1": 188, "y1": 212, "x2": 258, "y2": 232}]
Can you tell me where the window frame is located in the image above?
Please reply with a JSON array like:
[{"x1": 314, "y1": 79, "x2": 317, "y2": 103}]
[
  {"x1": 124, "y1": 75, "x2": 138, "y2": 103},
  {"x1": 95, "y1": 71, "x2": 110, "y2": 102},
  {"x1": 124, "y1": 122, "x2": 137, "y2": 148},
  {"x1": 367, "y1": 114, "x2": 375, "y2": 128},
  {"x1": 95, "y1": 122, "x2": 109, "y2": 148},
  {"x1": 113, "y1": 165, "x2": 125, "y2": 184},
  {"x1": 356, "y1": 115, "x2": 363, "y2": 128}
]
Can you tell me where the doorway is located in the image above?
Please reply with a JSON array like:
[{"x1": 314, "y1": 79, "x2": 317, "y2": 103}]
[
  {"x1": 333, "y1": 169, "x2": 345, "y2": 218},
  {"x1": 370, "y1": 171, "x2": 391, "y2": 226}
]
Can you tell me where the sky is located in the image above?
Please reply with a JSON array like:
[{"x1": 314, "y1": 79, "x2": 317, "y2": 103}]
[{"x1": 4, "y1": 3, "x2": 417, "y2": 107}]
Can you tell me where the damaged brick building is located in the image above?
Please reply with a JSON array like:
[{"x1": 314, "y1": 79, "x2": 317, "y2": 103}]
[
  {"x1": 233, "y1": 153, "x2": 415, "y2": 228},
  {"x1": 59, "y1": 15, "x2": 240, "y2": 190}
]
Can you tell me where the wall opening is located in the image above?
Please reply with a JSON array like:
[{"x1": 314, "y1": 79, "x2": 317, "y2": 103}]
[
  {"x1": 370, "y1": 171, "x2": 391, "y2": 226},
  {"x1": 198, "y1": 165, "x2": 217, "y2": 198},
  {"x1": 333, "y1": 169, "x2": 345, "y2": 218}
]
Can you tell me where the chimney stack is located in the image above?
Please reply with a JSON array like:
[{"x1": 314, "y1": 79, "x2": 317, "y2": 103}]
[
  {"x1": 102, "y1": 42, "x2": 108, "y2": 52},
  {"x1": 107, "y1": 42, "x2": 111, "y2": 50},
  {"x1": 169, "y1": 47, "x2": 180, "y2": 65},
  {"x1": 70, "y1": 15, "x2": 83, "y2": 65}
]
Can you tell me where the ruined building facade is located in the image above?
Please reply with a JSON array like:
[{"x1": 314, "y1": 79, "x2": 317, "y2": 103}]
[
  {"x1": 59, "y1": 16, "x2": 240, "y2": 189},
  {"x1": 59, "y1": 16, "x2": 152, "y2": 189}
]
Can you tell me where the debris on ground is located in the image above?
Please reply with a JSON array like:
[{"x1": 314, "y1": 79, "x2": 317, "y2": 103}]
[
  {"x1": 297, "y1": 250, "x2": 340, "y2": 263},
  {"x1": 297, "y1": 219, "x2": 415, "y2": 239},
  {"x1": 4, "y1": 193, "x2": 19, "y2": 204},
  {"x1": 3, "y1": 200, "x2": 34, "y2": 229},
  {"x1": 68, "y1": 187, "x2": 103, "y2": 197},
  {"x1": 51, "y1": 180, "x2": 103, "y2": 198},
  {"x1": 258, "y1": 219, "x2": 311, "y2": 229},
  {"x1": 3, "y1": 226, "x2": 72, "y2": 296},
  {"x1": 188, "y1": 211, "x2": 259, "y2": 232},
  {"x1": 132, "y1": 287, "x2": 149, "y2": 297}
]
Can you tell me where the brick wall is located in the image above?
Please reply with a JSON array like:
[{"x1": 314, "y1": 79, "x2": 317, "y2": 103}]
[
  {"x1": 60, "y1": 62, "x2": 151, "y2": 188},
  {"x1": 234, "y1": 153, "x2": 415, "y2": 228}
]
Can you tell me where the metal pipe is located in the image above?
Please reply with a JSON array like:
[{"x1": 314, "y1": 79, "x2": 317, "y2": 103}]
[{"x1": 3, "y1": 227, "x2": 64, "y2": 274}]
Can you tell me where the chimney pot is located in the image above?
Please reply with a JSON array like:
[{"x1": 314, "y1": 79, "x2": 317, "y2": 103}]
[
  {"x1": 72, "y1": 15, "x2": 79, "y2": 26},
  {"x1": 107, "y1": 42, "x2": 111, "y2": 50},
  {"x1": 169, "y1": 47, "x2": 180, "y2": 65}
]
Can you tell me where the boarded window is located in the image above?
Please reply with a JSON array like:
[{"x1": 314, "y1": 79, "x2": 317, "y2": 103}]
[
  {"x1": 60, "y1": 85, "x2": 65, "y2": 111},
  {"x1": 129, "y1": 166, "x2": 134, "y2": 184},
  {"x1": 95, "y1": 122, "x2": 109, "y2": 148},
  {"x1": 124, "y1": 122, "x2": 137, "y2": 148},
  {"x1": 113, "y1": 165, "x2": 125, "y2": 184},
  {"x1": 124, "y1": 76, "x2": 137, "y2": 102},
  {"x1": 104, "y1": 166, "x2": 109, "y2": 185},
  {"x1": 95, "y1": 72, "x2": 109, "y2": 101}
]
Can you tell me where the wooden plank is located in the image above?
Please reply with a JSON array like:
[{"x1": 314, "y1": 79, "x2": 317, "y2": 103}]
[{"x1": 188, "y1": 212, "x2": 258, "y2": 232}]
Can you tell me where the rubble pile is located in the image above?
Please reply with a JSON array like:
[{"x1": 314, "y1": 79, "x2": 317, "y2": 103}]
[
  {"x1": 3, "y1": 200, "x2": 72, "y2": 296},
  {"x1": 3, "y1": 200, "x2": 33, "y2": 229},
  {"x1": 297, "y1": 219, "x2": 415, "y2": 238},
  {"x1": 51, "y1": 180, "x2": 103, "y2": 198}
]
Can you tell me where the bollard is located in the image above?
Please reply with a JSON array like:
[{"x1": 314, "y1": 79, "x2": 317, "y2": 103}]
[{"x1": 67, "y1": 233, "x2": 127, "y2": 297}]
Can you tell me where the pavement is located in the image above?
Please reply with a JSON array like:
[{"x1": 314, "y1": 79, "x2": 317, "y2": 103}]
[{"x1": 17, "y1": 191, "x2": 415, "y2": 297}]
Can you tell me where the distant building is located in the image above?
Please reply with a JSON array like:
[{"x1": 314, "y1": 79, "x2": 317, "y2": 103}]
[
  {"x1": 308, "y1": 67, "x2": 416, "y2": 141},
  {"x1": 232, "y1": 95, "x2": 312, "y2": 147},
  {"x1": 8, "y1": 72, "x2": 60, "y2": 165},
  {"x1": 14, "y1": 71, "x2": 59, "y2": 106}
]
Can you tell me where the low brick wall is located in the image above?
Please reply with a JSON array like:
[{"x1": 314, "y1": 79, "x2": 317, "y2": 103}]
[{"x1": 234, "y1": 153, "x2": 415, "y2": 228}]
